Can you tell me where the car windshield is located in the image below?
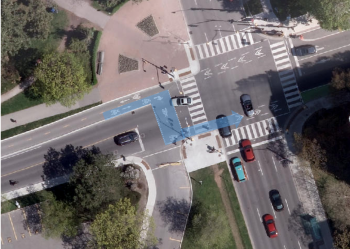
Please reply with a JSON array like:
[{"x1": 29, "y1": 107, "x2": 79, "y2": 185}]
[
  {"x1": 272, "y1": 193, "x2": 280, "y2": 200},
  {"x1": 245, "y1": 103, "x2": 253, "y2": 110},
  {"x1": 187, "y1": 98, "x2": 191, "y2": 103},
  {"x1": 266, "y1": 219, "x2": 273, "y2": 224},
  {"x1": 234, "y1": 162, "x2": 241, "y2": 167},
  {"x1": 270, "y1": 231, "x2": 277, "y2": 235}
]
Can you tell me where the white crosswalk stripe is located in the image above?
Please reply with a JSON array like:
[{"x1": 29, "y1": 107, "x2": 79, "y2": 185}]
[
  {"x1": 222, "y1": 117, "x2": 281, "y2": 148},
  {"x1": 270, "y1": 41, "x2": 302, "y2": 109},
  {"x1": 178, "y1": 76, "x2": 208, "y2": 127},
  {"x1": 194, "y1": 32, "x2": 255, "y2": 60}
]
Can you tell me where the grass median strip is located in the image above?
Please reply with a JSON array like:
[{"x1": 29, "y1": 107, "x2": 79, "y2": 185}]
[
  {"x1": 1, "y1": 102, "x2": 101, "y2": 140},
  {"x1": 182, "y1": 163, "x2": 253, "y2": 249},
  {"x1": 301, "y1": 84, "x2": 330, "y2": 103}
]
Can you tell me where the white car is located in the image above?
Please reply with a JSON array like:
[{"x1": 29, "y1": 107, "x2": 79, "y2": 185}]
[{"x1": 172, "y1": 96, "x2": 193, "y2": 106}]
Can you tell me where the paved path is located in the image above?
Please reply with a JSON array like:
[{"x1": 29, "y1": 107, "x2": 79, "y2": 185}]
[
  {"x1": 1, "y1": 88, "x2": 101, "y2": 132},
  {"x1": 1, "y1": 86, "x2": 24, "y2": 103},
  {"x1": 53, "y1": 0, "x2": 110, "y2": 29}
]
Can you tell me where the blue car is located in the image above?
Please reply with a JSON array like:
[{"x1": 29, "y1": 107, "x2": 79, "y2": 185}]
[{"x1": 231, "y1": 157, "x2": 248, "y2": 182}]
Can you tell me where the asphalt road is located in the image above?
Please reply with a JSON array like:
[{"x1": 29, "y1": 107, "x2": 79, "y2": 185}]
[
  {"x1": 289, "y1": 29, "x2": 350, "y2": 91},
  {"x1": 1, "y1": 84, "x2": 193, "y2": 248}
]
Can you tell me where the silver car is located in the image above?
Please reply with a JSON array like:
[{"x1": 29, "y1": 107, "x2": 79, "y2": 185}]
[
  {"x1": 172, "y1": 96, "x2": 193, "y2": 106},
  {"x1": 240, "y1": 94, "x2": 254, "y2": 117}
]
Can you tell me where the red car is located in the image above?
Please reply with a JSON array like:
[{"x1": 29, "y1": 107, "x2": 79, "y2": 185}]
[
  {"x1": 241, "y1": 139, "x2": 255, "y2": 162},
  {"x1": 263, "y1": 214, "x2": 278, "y2": 238}
]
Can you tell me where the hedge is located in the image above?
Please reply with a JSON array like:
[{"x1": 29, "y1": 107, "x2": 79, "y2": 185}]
[{"x1": 92, "y1": 31, "x2": 102, "y2": 85}]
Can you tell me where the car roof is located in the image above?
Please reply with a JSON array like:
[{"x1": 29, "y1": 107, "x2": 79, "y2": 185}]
[
  {"x1": 232, "y1": 157, "x2": 241, "y2": 164},
  {"x1": 241, "y1": 94, "x2": 251, "y2": 102},
  {"x1": 241, "y1": 139, "x2": 251, "y2": 147},
  {"x1": 235, "y1": 165, "x2": 246, "y2": 180}
]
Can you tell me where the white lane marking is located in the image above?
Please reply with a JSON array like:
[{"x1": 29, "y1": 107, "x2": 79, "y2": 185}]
[
  {"x1": 299, "y1": 27, "x2": 321, "y2": 35},
  {"x1": 299, "y1": 43, "x2": 350, "y2": 61},
  {"x1": 298, "y1": 240, "x2": 302, "y2": 249},
  {"x1": 135, "y1": 127, "x2": 145, "y2": 152},
  {"x1": 284, "y1": 245, "x2": 286, "y2": 249},
  {"x1": 312, "y1": 30, "x2": 345, "y2": 41},
  {"x1": 257, "y1": 208, "x2": 261, "y2": 219},
  {"x1": 272, "y1": 156, "x2": 278, "y2": 172},
  {"x1": 144, "y1": 146, "x2": 181, "y2": 158},
  {"x1": 193, "y1": 0, "x2": 197, "y2": 5},
  {"x1": 285, "y1": 198, "x2": 291, "y2": 215},
  {"x1": 289, "y1": 37, "x2": 302, "y2": 76},
  {"x1": 258, "y1": 160, "x2": 264, "y2": 176},
  {"x1": 271, "y1": 204, "x2": 277, "y2": 219},
  {"x1": 204, "y1": 32, "x2": 209, "y2": 43},
  {"x1": 1, "y1": 146, "x2": 42, "y2": 160}
]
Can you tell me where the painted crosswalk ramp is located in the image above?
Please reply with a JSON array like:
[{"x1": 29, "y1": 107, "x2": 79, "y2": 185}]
[
  {"x1": 179, "y1": 76, "x2": 209, "y2": 133},
  {"x1": 270, "y1": 41, "x2": 302, "y2": 109},
  {"x1": 223, "y1": 117, "x2": 281, "y2": 147},
  {"x1": 195, "y1": 32, "x2": 255, "y2": 60}
]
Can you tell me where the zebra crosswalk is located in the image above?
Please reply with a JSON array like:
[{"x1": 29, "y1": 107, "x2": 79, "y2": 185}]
[
  {"x1": 223, "y1": 117, "x2": 281, "y2": 147},
  {"x1": 179, "y1": 76, "x2": 208, "y2": 130},
  {"x1": 195, "y1": 32, "x2": 255, "y2": 60},
  {"x1": 270, "y1": 41, "x2": 302, "y2": 109}
]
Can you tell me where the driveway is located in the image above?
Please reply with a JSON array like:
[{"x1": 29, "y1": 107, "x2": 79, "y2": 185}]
[{"x1": 97, "y1": 0, "x2": 190, "y2": 102}]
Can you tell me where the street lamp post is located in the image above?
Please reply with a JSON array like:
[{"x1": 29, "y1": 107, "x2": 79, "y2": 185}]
[{"x1": 141, "y1": 58, "x2": 175, "y2": 78}]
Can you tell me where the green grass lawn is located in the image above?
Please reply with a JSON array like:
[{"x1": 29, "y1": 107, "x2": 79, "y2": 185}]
[
  {"x1": 1, "y1": 92, "x2": 44, "y2": 116},
  {"x1": 219, "y1": 162, "x2": 253, "y2": 249},
  {"x1": 270, "y1": 0, "x2": 306, "y2": 21},
  {"x1": 301, "y1": 84, "x2": 330, "y2": 103},
  {"x1": 243, "y1": 0, "x2": 263, "y2": 16},
  {"x1": 1, "y1": 102, "x2": 101, "y2": 139},
  {"x1": 182, "y1": 163, "x2": 252, "y2": 249}
]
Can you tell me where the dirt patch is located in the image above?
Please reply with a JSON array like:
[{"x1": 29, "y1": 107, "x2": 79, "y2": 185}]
[
  {"x1": 131, "y1": 165, "x2": 149, "y2": 213},
  {"x1": 213, "y1": 164, "x2": 244, "y2": 249}
]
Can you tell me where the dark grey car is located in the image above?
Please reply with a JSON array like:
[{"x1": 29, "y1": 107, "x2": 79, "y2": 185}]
[
  {"x1": 216, "y1": 115, "x2": 232, "y2": 138},
  {"x1": 294, "y1": 45, "x2": 317, "y2": 56},
  {"x1": 114, "y1": 131, "x2": 139, "y2": 146},
  {"x1": 240, "y1": 94, "x2": 254, "y2": 117},
  {"x1": 269, "y1": 190, "x2": 284, "y2": 211}
]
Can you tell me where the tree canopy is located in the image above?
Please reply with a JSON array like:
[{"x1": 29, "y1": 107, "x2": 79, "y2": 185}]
[
  {"x1": 90, "y1": 198, "x2": 157, "y2": 249},
  {"x1": 33, "y1": 51, "x2": 91, "y2": 107},
  {"x1": 300, "y1": 0, "x2": 350, "y2": 30},
  {"x1": 1, "y1": 0, "x2": 52, "y2": 60},
  {"x1": 331, "y1": 67, "x2": 350, "y2": 91}
]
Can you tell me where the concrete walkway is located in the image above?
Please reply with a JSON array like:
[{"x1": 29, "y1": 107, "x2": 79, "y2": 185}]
[
  {"x1": 1, "y1": 87, "x2": 101, "y2": 132},
  {"x1": 1, "y1": 85, "x2": 24, "y2": 103},
  {"x1": 53, "y1": 0, "x2": 110, "y2": 29}
]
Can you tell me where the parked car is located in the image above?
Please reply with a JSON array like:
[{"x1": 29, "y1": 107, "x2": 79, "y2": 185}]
[
  {"x1": 240, "y1": 94, "x2": 254, "y2": 117},
  {"x1": 241, "y1": 139, "x2": 255, "y2": 162},
  {"x1": 293, "y1": 45, "x2": 317, "y2": 56},
  {"x1": 263, "y1": 214, "x2": 278, "y2": 238},
  {"x1": 172, "y1": 96, "x2": 193, "y2": 106},
  {"x1": 230, "y1": 157, "x2": 247, "y2": 182},
  {"x1": 216, "y1": 115, "x2": 232, "y2": 138},
  {"x1": 269, "y1": 190, "x2": 284, "y2": 211},
  {"x1": 114, "y1": 131, "x2": 139, "y2": 146}
]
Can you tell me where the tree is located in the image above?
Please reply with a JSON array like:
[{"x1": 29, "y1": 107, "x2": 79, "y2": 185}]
[
  {"x1": 25, "y1": 0, "x2": 53, "y2": 39},
  {"x1": 294, "y1": 133, "x2": 327, "y2": 169},
  {"x1": 322, "y1": 180, "x2": 350, "y2": 229},
  {"x1": 41, "y1": 192, "x2": 80, "y2": 238},
  {"x1": 90, "y1": 198, "x2": 157, "y2": 249},
  {"x1": 330, "y1": 67, "x2": 350, "y2": 91},
  {"x1": 1, "y1": 0, "x2": 29, "y2": 59},
  {"x1": 33, "y1": 51, "x2": 91, "y2": 107},
  {"x1": 69, "y1": 152, "x2": 125, "y2": 220},
  {"x1": 300, "y1": 0, "x2": 350, "y2": 30},
  {"x1": 334, "y1": 228, "x2": 350, "y2": 249}
]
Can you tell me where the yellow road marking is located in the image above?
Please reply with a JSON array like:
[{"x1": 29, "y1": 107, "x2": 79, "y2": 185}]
[
  {"x1": 21, "y1": 209, "x2": 32, "y2": 236},
  {"x1": 8, "y1": 213, "x2": 18, "y2": 240},
  {"x1": 83, "y1": 134, "x2": 116, "y2": 148},
  {"x1": 8, "y1": 145, "x2": 14, "y2": 148},
  {"x1": 1, "y1": 237, "x2": 3, "y2": 244},
  {"x1": 44, "y1": 132, "x2": 50, "y2": 135},
  {"x1": 26, "y1": 138, "x2": 32, "y2": 141},
  {"x1": 36, "y1": 204, "x2": 44, "y2": 232},
  {"x1": 1, "y1": 161, "x2": 44, "y2": 177},
  {"x1": 100, "y1": 111, "x2": 104, "y2": 114},
  {"x1": 63, "y1": 125, "x2": 69, "y2": 128},
  {"x1": 81, "y1": 118, "x2": 87, "y2": 121},
  {"x1": 169, "y1": 237, "x2": 181, "y2": 242},
  {"x1": 179, "y1": 186, "x2": 190, "y2": 189}
]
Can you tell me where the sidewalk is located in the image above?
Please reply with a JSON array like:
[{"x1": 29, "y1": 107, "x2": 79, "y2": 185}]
[
  {"x1": 1, "y1": 87, "x2": 101, "y2": 132},
  {"x1": 283, "y1": 91, "x2": 350, "y2": 249},
  {"x1": 250, "y1": 0, "x2": 320, "y2": 38},
  {"x1": 53, "y1": 0, "x2": 110, "y2": 29}
]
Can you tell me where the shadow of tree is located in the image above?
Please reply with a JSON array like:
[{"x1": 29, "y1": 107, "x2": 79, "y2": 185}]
[
  {"x1": 156, "y1": 197, "x2": 190, "y2": 234},
  {"x1": 61, "y1": 223, "x2": 92, "y2": 249},
  {"x1": 287, "y1": 203, "x2": 313, "y2": 246},
  {"x1": 22, "y1": 204, "x2": 43, "y2": 235}
]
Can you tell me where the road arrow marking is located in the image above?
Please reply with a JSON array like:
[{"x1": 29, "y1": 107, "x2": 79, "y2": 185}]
[
  {"x1": 221, "y1": 63, "x2": 229, "y2": 70},
  {"x1": 255, "y1": 49, "x2": 264, "y2": 56},
  {"x1": 204, "y1": 69, "x2": 212, "y2": 76},
  {"x1": 238, "y1": 55, "x2": 246, "y2": 63}
]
